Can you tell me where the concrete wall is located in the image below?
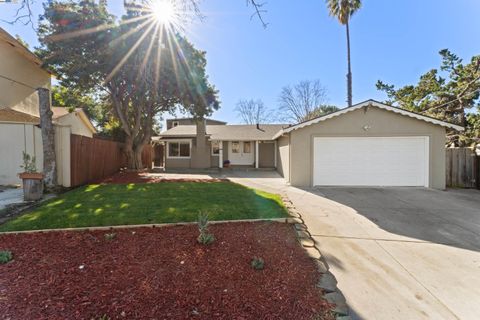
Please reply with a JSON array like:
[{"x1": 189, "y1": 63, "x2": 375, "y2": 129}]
[
  {"x1": 0, "y1": 40, "x2": 51, "y2": 117},
  {"x1": 288, "y1": 107, "x2": 446, "y2": 189},
  {"x1": 276, "y1": 135, "x2": 290, "y2": 181},
  {"x1": 56, "y1": 113, "x2": 94, "y2": 138},
  {"x1": 0, "y1": 123, "x2": 43, "y2": 185}
]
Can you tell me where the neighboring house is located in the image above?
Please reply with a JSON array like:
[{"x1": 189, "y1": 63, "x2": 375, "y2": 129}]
[
  {"x1": 52, "y1": 107, "x2": 96, "y2": 138},
  {"x1": 0, "y1": 28, "x2": 95, "y2": 186},
  {"x1": 156, "y1": 100, "x2": 463, "y2": 189}
]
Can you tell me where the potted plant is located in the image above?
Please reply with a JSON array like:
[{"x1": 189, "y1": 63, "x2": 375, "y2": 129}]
[
  {"x1": 18, "y1": 152, "x2": 44, "y2": 201},
  {"x1": 223, "y1": 160, "x2": 231, "y2": 168}
]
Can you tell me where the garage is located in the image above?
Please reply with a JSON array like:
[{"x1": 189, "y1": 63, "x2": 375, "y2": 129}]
[
  {"x1": 313, "y1": 136, "x2": 429, "y2": 186},
  {"x1": 275, "y1": 100, "x2": 464, "y2": 189}
]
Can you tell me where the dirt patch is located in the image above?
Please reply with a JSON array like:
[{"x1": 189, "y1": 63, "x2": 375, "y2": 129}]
[
  {"x1": 97, "y1": 171, "x2": 227, "y2": 184},
  {"x1": 0, "y1": 222, "x2": 333, "y2": 320}
]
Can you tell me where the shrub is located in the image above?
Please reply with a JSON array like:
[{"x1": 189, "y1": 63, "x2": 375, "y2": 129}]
[
  {"x1": 20, "y1": 151, "x2": 37, "y2": 173},
  {"x1": 0, "y1": 250, "x2": 13, "y2": 264},
  {"x1": 104, "y1": 233, "x2": 116, "y2": 241},
  {"x1": 197, "y1": 212, "x2": 215, "y2": 245},
  {"x1": 251, "y1": 257, "x2": 265, "y2": 270}
]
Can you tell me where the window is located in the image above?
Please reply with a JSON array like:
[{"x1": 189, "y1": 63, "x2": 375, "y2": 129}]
[
  {"x1": 172, "y1": 121, "x2": 179, "y2": 127},
  {"x1": 168, "y1": 141, "x2": 190, "y2": 158},
  {"x1": 231, "y1": 141, "x2": 240, "y2": 153},
  {"x1": 211, "y1": 141, "x2": 220, "y2": 156},
  {"x1": 243, "y1": 141, "x2": 251, "y2": 153}
]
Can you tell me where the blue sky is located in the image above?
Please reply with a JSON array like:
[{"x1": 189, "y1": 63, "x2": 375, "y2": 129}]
[{"x1": 1, "y1": 0, "x2": 479, "y2": 124}]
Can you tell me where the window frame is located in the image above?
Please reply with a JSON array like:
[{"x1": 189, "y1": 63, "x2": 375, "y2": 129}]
[
  {"x1": 167, "y1": 140, "x2": 191, "y2": 159},
  {"x1": 211, "y1": 141, "x2": 221, "y2": 156},
  {"x1": 243, "y1": 141, "x2": 252, "y2": 153}
]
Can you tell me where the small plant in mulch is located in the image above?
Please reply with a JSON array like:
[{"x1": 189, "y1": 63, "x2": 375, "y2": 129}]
[
  {"x1": 0, "y1": 250, "x2": 13, "y2": 264},
  {"x1": 251, "y1": 257, "x2": 265, "y2": 270},
  {"x1": 197, "y1": 212, "x2": 215, "y2": 245},
  {"x1": 104, "y1": 233, "x2": 117, "y2": 241}
]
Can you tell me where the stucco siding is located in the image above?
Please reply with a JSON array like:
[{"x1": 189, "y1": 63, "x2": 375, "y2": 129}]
[
  {"x1": 276, "y1": 135, "x2": 290, "y2": 181},
  {"x1": 56, "y1": 113, "x2": 93, "y2": 138},
  {"x1": 289, "y1": 107, "x2": 446, "y2": 189},
  {"x1": 0, "y1": 40, "x2": 51, "y2": 117}
]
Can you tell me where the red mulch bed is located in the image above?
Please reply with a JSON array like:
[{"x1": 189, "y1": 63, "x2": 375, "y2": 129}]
[
  {"x1": 97, "y1": 171, "x2": 227, "y2": 184},
  {"x1": 0, "y1": 222, "x2": 333, "y2": 320}
]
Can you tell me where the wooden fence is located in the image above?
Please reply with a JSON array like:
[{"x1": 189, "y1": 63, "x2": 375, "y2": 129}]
[
  {"x1": 70, "y1": 135, "x2": 153, "y2": 187},
  {"x1": 446, "y1": 148, "x2": 479, "y2": 189}
]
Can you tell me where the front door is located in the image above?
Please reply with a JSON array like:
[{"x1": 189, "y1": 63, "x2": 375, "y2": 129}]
[{"x1": 228, "y1": 141, "x2": 254, "y2": 165}]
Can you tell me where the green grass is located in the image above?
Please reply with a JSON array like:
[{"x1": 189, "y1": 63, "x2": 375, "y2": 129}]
[{"x1": 0, "y1": 182, "x2": 288, "y2": 232}]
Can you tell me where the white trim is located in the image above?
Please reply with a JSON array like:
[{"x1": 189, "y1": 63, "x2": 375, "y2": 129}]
[
  {"x1": 273, "y1": 100, "x2": 464, "y2": 139},
  {"x1": 255, "y1": 141, "x2": 259, "y2": 169},
  {"x1": 166, "y1": 139, "x2": 192, "y2": 159},
  {"x1": 219, "y1": 141, "x2": 223, "y2": 168}
]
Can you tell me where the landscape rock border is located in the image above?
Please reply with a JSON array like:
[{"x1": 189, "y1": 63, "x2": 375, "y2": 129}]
[{"x1": 281, "y1": 195, "x2": 351, "y2": 320}]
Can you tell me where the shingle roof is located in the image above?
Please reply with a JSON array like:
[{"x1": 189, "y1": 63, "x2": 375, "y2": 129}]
[
  {"x1": 159, "y1": 124, "x2": 288, "y2": 141},
  {"x1": 0, "y1": 108, "x2": 40, "y2": 124}
]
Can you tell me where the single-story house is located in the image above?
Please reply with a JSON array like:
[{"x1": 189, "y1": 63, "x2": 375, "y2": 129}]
[
  {"x1": 156, "y1": 100, "x2": 463, "y2": 189},
  {"x1": 0, "y1": 27, "x2": 96, "y2": 186}
]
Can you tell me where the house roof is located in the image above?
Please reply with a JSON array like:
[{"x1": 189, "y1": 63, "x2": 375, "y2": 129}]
[
  {"x1": 0, "y1": 27, "x2": 52, "y2": 75},
  {"x1": 168, "y1": 118, "x2": 227, "y2": 125},
  {"x1": 0, "y1": 108, "x2": 40, "y2": 124},
  {"x1": 159, "y1": 124, "x2": 288, "y2": 141},
  {"x1": 273, "y1": 99, "x2": 464, "y2": 139},
  {"x1": 52, "y1": 107, "x2": 97, "y2": 133}
]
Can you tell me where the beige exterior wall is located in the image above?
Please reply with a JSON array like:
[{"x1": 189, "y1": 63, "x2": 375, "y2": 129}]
[
  {"x1": 0, "y1": 40, "x2": 51, "y2": 117},
  {"x1": 258, "y1": 141, "x2": 275, "y2": 168},
  {"x1": 56, "y1": 113, "x2": 94, "y2": 138},
  {"x1": 0, "y1": 123, "x2": 43, "y2": 185},
  {"x1": 276, "y1": 135, "x2": 290, "y2": 181},
  {"x1": 288, "y1": 107, "x2": 446, "y2": 189}
]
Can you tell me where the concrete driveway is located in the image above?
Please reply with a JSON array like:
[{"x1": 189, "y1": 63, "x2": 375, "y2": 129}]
[{"x1": 227, "y1": 171, "x2": 480, "y2": 320}]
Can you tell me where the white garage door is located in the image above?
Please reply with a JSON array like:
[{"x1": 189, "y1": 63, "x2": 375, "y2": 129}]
[{"x1": 313, "y1": 136, "x2": 429, "y2": 187}]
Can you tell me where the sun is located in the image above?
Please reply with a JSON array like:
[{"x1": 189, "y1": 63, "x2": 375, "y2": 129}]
[{"x1": 150, "y1": 0, "x2": 176, "y2": 25}]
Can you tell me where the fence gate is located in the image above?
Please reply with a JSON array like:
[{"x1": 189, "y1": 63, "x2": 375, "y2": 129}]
[{"x1": 446, "y1": 148, "x2": 479, "y2": 188}]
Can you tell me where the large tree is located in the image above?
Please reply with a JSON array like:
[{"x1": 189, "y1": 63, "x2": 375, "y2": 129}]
[
  {"x1": 326, "y1": 0, "x2": 361, "y2": 107},
  {"x1": 377, "y1": 49, "x2": 480, "y2": 147},
  {"x1": 278, "y1": 79, "x2": 334, "y2": 122},
  {"x1": 37, "y1": 0, "x2": 219, "y2": 169}
]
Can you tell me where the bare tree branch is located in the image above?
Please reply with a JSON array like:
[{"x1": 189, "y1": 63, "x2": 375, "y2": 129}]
[
  {"x1": 247, "y1": 0, "x2": 268, "y2": 28},
  {"x1": 278, "y1": 79, "x2": 330, "y2": 122},
  {"x1": 0, "y1": 0, "x2": 35, "y2": 29},
  {"x1": 235, "y1": 99, "x2": 270, "y2": 124}
]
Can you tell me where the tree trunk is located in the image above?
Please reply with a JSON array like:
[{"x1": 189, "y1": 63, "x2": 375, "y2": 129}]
[
  {"x1": 124, "y1": 138, "x2": 146, "y2": 170},
  {"x1": 346, "y1": 20, "x2": 353, "y2": 107},
  {"x1": 38, "y1": 88, "x2": 57, "y2": 189}
]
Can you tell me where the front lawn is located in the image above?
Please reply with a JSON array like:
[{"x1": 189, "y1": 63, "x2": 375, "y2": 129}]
[
  {"x1": 0, "y1": 222, "x2": 333, "y2": 319},
  {"x1": 0, "y1": 181, "x2": 288, "y2": 232}
]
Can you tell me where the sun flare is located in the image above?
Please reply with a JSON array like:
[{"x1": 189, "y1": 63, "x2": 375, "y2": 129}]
[{"x1": 150, "y1": 0, "x2": 176, "y2": 25}]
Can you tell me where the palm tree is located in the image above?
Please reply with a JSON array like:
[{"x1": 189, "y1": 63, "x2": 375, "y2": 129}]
[{"x1": 326, "y1": 0, "x2": 362, "y2": 107}]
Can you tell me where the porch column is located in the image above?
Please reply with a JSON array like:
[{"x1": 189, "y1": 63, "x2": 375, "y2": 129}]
[
  {"x1": 255, "y1": 141, "x2": 259, "y2": 169},
  {"x1": 219, "y1": 141, "x2": 223, "y2": 168},
  {"x1": 274, "y1": 140, "x2": 277, "y2": 168}
]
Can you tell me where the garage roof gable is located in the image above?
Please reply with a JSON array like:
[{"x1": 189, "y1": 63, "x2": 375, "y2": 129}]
[{"x1": 274, "y1": 99, "x2": 464, "y2": 138}]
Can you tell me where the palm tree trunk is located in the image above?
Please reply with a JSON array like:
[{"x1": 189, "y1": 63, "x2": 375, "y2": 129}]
[{"x1": 346, "y1": 20, "x2": 353, "y2": 107}]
